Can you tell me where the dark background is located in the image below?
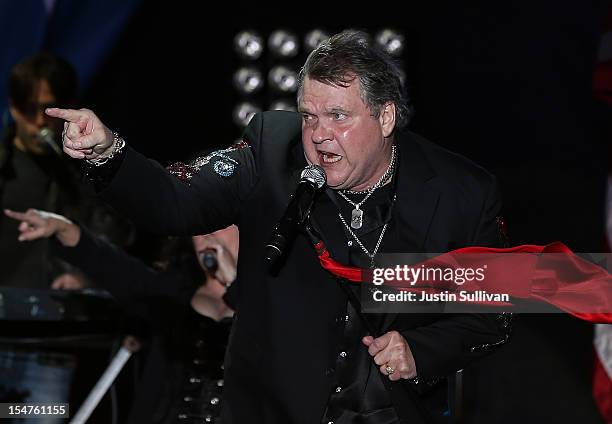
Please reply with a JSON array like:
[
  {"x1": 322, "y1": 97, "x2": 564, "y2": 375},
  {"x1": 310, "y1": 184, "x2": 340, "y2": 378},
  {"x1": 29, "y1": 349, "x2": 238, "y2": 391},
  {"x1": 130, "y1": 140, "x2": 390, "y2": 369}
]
[
  {"x1": 83, "y1": 1, "x2": 611, "y2": 423},
  {"x1": 73, "y1": 0, "x2": 611, "y2": 422},
  {"x1": 83, "y1": 0, "x2": 611, "y2": 248}
]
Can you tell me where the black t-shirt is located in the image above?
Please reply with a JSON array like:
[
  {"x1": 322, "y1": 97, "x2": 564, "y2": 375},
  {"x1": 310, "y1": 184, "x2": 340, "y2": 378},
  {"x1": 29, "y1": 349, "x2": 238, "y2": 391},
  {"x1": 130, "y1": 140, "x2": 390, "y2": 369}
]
[{"x1": 0, "y1": 149, "x2": 60, "y2": 287}]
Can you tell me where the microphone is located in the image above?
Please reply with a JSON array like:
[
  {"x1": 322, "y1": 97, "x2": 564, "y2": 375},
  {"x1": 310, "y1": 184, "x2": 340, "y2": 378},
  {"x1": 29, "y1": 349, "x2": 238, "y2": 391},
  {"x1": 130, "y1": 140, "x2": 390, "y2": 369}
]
[
  {"x1": 39, "y1": 128, "x2": 62, "y2": 156},
  {"x1": 265, "y1": 164, "x2": 326, "y2": 267},
  {"x1": 201, "y1": 249, "x2": 218, "y2": 275}
]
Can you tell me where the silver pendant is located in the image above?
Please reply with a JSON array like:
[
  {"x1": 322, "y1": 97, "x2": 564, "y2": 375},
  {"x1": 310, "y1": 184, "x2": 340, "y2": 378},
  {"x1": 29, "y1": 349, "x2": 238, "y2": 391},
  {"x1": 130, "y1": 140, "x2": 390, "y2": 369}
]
[{"x1": 351, "y1": 207, "x2": 363, "y2": 229}]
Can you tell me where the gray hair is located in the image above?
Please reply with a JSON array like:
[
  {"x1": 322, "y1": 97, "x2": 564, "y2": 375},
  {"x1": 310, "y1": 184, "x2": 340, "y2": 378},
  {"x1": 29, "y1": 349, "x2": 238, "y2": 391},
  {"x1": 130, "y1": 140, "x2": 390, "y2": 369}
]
[{"x1": 297, "y1": 29, "x2": 411, "y2": 130}]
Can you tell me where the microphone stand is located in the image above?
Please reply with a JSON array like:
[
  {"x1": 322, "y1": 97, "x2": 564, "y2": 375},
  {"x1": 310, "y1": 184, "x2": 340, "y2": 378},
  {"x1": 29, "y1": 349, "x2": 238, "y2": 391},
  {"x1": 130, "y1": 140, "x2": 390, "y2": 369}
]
[{"x1": 70, "y1": 336, "x2": 141, "y2": 424}]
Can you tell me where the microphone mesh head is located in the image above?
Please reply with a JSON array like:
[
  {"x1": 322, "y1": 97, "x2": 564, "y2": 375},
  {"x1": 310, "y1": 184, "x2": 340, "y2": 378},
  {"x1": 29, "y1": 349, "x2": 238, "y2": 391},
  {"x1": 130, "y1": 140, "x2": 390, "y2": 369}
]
[
  {"x1": 39, "y1": 128, "x2": 54, "y2": 144},
  {"x1": 38, "y1": 127, "x2": 62, "y2": 156},
  {"x1": 300, "y1": 164, "x2": 326, "y2": 189}
]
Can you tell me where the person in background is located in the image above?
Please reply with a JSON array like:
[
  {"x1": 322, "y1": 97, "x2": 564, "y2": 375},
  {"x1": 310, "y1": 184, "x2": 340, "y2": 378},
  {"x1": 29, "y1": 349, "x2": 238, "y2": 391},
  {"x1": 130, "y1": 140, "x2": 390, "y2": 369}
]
[
  {"x1": 5, "y1": 207, "x2": 237, "y2": 423},
  {"x1": 0, "y1": 53, "x2": 84, "y2": 422},
  {"x1": 0, "y1": 52, "x2": 83, "y2": 288}
]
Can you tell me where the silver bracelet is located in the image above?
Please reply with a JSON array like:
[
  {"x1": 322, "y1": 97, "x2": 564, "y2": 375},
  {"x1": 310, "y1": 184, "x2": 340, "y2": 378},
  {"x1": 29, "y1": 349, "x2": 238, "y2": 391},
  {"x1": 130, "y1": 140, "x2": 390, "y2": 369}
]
[{"x1": 86, "y1": 131, "x2": 125, "y2": 167}]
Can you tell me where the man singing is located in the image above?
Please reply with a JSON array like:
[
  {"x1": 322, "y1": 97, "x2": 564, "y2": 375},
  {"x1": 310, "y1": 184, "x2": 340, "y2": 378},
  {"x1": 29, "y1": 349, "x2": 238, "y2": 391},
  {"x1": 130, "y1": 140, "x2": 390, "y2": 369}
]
[{"x1": 46, "y1": 30, "x2": 510, "y2": 424}]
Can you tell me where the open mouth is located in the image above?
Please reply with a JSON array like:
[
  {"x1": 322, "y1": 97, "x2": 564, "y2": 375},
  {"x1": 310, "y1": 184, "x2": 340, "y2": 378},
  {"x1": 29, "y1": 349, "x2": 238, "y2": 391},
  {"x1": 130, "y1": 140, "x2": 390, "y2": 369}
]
[{"x1": 319, "y1": 151, "x2": 342, "y2": 164}]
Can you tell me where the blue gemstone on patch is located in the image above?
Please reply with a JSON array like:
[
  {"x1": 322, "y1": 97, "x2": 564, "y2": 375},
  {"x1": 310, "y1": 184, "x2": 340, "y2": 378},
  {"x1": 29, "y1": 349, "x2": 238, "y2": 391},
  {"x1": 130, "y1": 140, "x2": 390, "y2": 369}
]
[{"x1": 213, "y1": 160, "x2": 235, "y2": 177}]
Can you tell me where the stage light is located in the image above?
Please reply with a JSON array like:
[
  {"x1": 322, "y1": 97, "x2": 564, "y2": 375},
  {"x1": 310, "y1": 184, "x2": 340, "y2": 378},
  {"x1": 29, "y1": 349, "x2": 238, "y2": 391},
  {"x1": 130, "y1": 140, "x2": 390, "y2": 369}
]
[
  {"x1": 375, "y1": 29, "x2": 405, "y2": 57},
  {"x1": 304, "y1": 29, "x2": 330, "y2": 53},
  {"x1": 232, "y1": 102, "x2": 261, "y2": 127},
  {"x1": 269, "y1": 99, "x2": 297, "y2": 112},
  {"x1": 268, "y1": 30, "x2": 299, "y2": 58},
  {"x1": 234, "y1": 30, "x2": 264, "y2": 60},
  {"x1": 268, "y1": 66, "x2": 298, "y2": 93},
  {"x1": 233, "y1": 67, "x2": 263, "y2": 95}
]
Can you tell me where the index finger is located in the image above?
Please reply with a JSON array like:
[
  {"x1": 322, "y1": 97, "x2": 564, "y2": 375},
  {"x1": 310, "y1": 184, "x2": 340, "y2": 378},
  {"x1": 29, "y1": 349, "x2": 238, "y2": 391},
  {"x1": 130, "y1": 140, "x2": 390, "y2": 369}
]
[
  {"x1": 4, "y1": 209, "x2": 28, "y2": 221},
  {"x1": 45, "y1": 107, "x2": 87, "y2": 123}
]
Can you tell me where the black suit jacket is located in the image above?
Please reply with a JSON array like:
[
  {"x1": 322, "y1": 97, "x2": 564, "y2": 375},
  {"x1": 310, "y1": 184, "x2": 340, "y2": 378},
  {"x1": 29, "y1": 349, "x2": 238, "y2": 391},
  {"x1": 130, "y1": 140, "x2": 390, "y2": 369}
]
[{"x1": 100, "y1": 111, "x2": 509, "y2": 424}]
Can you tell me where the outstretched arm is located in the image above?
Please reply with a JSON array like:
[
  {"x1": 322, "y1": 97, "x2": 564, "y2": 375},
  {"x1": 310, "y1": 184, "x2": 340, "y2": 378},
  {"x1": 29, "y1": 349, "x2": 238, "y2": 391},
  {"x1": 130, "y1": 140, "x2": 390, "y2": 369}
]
[
  {"x1": 4, "y1": 209, "x2": 195, "y2": 308},
  {"x1": 44, "y1": 107, "x2": 257, "y2": 237},
  {"x1": 4, "y1": 209, "x2": 87, "y2": 290},
  {"x1": 4, "y1": 208, "x2": 81, "y2": 246}
]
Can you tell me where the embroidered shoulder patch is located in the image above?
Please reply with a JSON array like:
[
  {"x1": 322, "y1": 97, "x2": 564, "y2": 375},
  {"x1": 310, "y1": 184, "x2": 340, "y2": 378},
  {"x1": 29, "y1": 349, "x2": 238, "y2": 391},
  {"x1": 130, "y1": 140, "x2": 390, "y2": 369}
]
[
  {"x1": 167, "y1": 139, "x2": 250, "y2": 183},
  {"x1": 167, "y1": 162, "x2": 199, "y2": 183}
]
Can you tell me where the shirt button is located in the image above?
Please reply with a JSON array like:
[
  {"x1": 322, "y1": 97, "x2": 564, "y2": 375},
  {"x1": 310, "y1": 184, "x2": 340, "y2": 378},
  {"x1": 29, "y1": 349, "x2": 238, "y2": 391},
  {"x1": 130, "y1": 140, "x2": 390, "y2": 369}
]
[
  {"x1": 339, "y1": 351, "x2": 347, "y2": 358},
  {"x1": 347, "y1": 240, "x2": 353, "y2": 246},
  {"x1": 328, "y1": 421, "x2": 334, "y2": 424},
  {"x1": 335, "y1": 386, "x2": 342, "y2": 393}
]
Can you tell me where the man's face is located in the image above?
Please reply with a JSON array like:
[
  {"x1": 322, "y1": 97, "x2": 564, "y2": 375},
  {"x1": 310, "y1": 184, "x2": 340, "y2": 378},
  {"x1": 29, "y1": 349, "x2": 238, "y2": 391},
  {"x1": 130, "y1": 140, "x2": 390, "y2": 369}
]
[
  {"x1": 299, "y1": 76, "x2": 395, "y2": 191},
  {"x1": 9, "y1": 79, "x2": 61, "y2": 154}
]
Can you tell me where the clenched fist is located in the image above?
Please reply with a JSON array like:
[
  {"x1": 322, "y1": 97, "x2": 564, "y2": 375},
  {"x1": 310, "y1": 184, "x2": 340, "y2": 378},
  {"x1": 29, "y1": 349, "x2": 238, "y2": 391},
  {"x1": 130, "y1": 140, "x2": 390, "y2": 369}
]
[{"x1": 362, "y1": 330, "x2": 417, "y2": 381}]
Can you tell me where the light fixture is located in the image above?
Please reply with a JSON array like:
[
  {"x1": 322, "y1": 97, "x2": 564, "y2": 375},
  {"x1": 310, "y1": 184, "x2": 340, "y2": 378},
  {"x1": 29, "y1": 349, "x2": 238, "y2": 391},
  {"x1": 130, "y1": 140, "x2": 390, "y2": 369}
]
[
  {"x1": 375, "y1": 29, "x2": 405, "y2": 57},
  {"x1": 232, "y1": 102, "x2": 261, "y2": 127},
  {"x1": 233, "y1": 67, "x2": 263, "y2": 95},
  {"x1": 268, "y1": 66, "x2": 298, "y2": 93},
  {"x1": 269, "y1": 99, "x2": 297, "y2": 112},
  {"x1": 268, "y1": 30, "x2": 299, "y2": 58},
  {"x1": 304, "y1": 29, "x2": 330, "y2": 53},
  {"x1": 234, "y1": 30, "x2": 264, "y2": 60}
]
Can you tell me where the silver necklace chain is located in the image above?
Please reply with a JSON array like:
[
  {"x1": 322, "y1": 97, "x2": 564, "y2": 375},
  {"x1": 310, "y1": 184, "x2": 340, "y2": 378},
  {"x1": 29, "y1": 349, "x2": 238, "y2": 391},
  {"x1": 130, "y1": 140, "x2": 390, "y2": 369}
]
[
  {"x1": 338, "y1": 193, "x2": 397, "y2": 268},
  {"x1": 341, "y1": 144, "x2": 397, "y2": 196},
  {"x1": 337, "y1": 144, "x2": 397, "y2": 230},
  {"x1": 337, "y1": 187, "x2": 376, "y2": 213}
]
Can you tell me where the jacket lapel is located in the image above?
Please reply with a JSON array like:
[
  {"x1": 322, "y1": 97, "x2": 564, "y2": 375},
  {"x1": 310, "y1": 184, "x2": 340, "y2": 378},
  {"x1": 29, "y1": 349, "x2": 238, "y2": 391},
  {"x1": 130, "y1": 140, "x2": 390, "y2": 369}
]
[{"x1": 381, "y1": 132, "x2": 440, "y2": 333}]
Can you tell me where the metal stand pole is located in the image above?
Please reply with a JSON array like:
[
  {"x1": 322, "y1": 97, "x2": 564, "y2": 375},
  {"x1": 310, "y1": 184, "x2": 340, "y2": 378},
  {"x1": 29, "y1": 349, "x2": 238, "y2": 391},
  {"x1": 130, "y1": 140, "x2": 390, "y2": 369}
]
[
  {"x1": 449, "y1": 369, "x2": 464, "y2": 423},
  {"x1": 70, "y1": 336, "x2": 140, "y2": 424}
]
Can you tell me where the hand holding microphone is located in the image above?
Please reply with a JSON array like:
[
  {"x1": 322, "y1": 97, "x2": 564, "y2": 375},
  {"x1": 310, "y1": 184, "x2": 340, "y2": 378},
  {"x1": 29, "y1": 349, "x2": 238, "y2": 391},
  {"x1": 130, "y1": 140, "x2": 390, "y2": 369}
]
[
  {"x1": 265, "y1": 164, "x2": 326, "y2": 267},
  {"x1": 199, "y1": 244, "x2": 236, "y2": 287}
]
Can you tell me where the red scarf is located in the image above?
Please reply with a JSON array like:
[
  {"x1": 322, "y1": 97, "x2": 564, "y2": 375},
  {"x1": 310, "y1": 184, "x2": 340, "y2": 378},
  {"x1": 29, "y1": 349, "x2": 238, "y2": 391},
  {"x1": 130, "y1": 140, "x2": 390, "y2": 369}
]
[{"x1": 314, "y1": 241, "x2": 612, "y2": 324}]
